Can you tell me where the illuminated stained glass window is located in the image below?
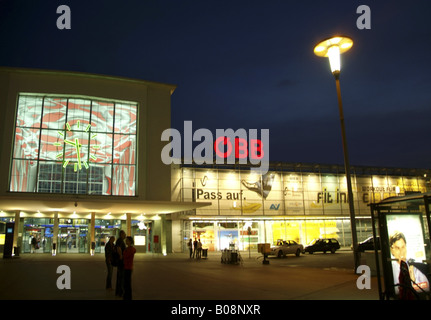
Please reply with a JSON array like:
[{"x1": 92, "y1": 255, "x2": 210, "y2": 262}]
[{"x1": 10, "y1": 94, "x2": 138, "y2": 196}]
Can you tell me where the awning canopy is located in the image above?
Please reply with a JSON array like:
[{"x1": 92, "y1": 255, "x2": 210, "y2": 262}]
[{"x1": 0, "y1": 194, "x2": 211, "y2": 216}]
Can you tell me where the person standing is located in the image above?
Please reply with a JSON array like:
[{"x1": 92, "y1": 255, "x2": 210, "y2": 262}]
[
  {"x1": 104, "y1": 236, "x2": 115, "y2": 290},
  {"x1": 115, "y1": 230, "x2": 126, "y2": 297},
  {"x1": 187, "y1": 239, "x2": 193, "y2": 258},
  {"x1": 193, "y1": 238, "x2": 198, "y2": 259},
  {"x1": 31, "y1": 235, "x2": 37, "y2": 253},
  {"x1": 197, "y1": 239, "x2": 202, "y2": 259},
  {"x1": 123, "y1": 236, "x2": 136, "y2": 300}
]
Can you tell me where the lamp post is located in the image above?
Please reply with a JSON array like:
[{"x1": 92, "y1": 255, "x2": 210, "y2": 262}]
[{"x1": 314, "y1": 36, "x2": 360, "y2": 271}]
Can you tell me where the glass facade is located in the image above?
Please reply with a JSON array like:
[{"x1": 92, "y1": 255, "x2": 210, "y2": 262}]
[
  {"x1": 188, "y1": 218, "x2": 362, "y2": 251},
  {"x1": 23, "y1": 218, "x2": 54, "y2": 253},
  {"x1": 10, "y1": 94, "x2": 138, "y2": 196},
  {"x1": 130, "y1": 220, "x2": 153, "y2": 253},
  {"x1": 57, "y1": 219, "x2": 89, "y2": 253},
  {"x1": 94, "y1": 219, "x2": 122, "y2": 253},
  {"x1": 176, "y1": 164, "x2": 429, "y2": 252},
  {"x1": 178, "y1": 166, "x2": 428, "y2": 217},
  {"x1": 0, "y1": 215, "x2": 146, "y2": 255}
]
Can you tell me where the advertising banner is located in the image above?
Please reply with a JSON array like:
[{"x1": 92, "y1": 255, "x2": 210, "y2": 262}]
[
  {"x1": 185, "y1": 167, "x2": 428, "y2": 217},
  {"x1": 386, "y1": 214, "x2": 430, "y2": 295}
]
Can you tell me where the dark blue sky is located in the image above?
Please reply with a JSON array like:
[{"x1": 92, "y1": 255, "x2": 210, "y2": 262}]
[{"x1": 1, "y1": 1, "x2": 430, "y2": 169}]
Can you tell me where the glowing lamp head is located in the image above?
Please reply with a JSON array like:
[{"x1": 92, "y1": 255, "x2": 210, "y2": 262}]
[
  {"x1": 314, "y1": 36, "x2": 353, "y2": 76},
  {"x1": 327, "y1": 45, "x2": 341, "y2": 73}
]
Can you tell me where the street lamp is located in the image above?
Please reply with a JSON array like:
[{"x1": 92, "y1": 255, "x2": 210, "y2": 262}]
[{"x1": 314, "y1": 35, "x2": 360, "y2": 272}]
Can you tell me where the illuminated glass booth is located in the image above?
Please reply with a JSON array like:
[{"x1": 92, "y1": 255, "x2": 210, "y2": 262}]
[{"x1": 370, "y1": 193, "x2": 431, "y2": 300}]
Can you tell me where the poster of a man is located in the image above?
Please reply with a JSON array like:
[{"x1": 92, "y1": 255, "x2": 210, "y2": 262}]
[
  {"x1": 389, "y1": 231, "x2": 429, "y2": 296},
  {"x1": 386, "y1": 213, "x2": 430, "y2": 298}
]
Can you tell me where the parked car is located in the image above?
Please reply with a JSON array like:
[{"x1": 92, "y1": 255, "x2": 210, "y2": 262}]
[
  {"x1": 357, "y1": 236, "x2": 380, "y2": 252},
  {"x1": 305, "y1": 238, "x2": 340, "y2": 254},
  {"x1": 269, "y1": 240, "x2": 304, "y2": 258}
]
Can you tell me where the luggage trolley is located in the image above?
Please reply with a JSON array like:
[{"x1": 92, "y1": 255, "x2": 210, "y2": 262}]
[{"x1": 221, "y1": 248, "x2": 243, "y2": 265}]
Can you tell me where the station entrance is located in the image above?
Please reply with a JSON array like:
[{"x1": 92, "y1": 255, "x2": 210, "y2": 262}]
[{"x1": 58, "y1": 225, "x2": 88, "y2": 253}]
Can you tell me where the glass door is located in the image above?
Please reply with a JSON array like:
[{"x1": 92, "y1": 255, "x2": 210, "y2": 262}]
[
  {"x1": 58, "y1": 227, "x2": 68, "y2": 253},
  {"x1": 95, "y1": 219, "x2": 121, "y2": 253},
  {"x1": 23, "y1": 218, "x2": 55, "y2": 253},
  {"x1": 42, "y1": 227, "x2": 53, "y2": 253},
  {"x1": 58, "y1": 219, "x2": 89, "y2": 253},
  {"x1": 78, "y1": 226, "x2": 88, "y2": 253},
  {"x1": 66, "y1": 228, "x2": 78, "y2": 253}
]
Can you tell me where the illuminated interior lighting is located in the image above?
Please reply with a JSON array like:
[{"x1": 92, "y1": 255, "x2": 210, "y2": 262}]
[{"x1": 138, "y1": 221, "x2": 147, "y2": 230}]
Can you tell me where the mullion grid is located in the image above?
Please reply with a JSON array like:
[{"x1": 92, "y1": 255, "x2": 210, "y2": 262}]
[{"x1": 11, "y1": 95, "x2": 137, "y2": 196}]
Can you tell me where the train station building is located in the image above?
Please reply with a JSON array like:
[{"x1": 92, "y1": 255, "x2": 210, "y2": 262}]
[
  {"x1": 0, "y1": 67, "x2": 429, "y2": 256},
  {"x1": 172, "y1": 163, "x2": 429, "y2": 253},
  {"x1": 0, "y1": 67, "x2": 208, "y2": 255}
]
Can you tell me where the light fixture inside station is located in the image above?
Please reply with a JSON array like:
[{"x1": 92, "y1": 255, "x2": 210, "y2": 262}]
[{"x1": 138, "y1": 221, "x2": 147, "y2": 230}]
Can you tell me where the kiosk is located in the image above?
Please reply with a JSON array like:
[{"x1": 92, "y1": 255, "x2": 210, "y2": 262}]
[
  {"x1": 3, "y1": 222, "x2": 15, "y2": 259},
  {"x1": 370, "y1": 193, "x2": 431, "y2": 300}
]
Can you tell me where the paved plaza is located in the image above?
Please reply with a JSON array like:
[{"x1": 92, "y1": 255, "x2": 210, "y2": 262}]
[{"x1": 0, "y1": 249, "x2": 380, "y2": 301}]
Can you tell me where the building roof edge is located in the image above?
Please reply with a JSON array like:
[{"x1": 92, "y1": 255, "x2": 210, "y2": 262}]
[{"x1": 0, "y1": 66, "x2": 177, "y2": 95}]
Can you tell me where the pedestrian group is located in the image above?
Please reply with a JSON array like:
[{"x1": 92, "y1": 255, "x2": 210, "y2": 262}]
[
  {"x1": 104, "y1": 230, "x2": 136, "y2": 300},
  {"x1": 188, "y1": 238, "x2": 203, "y2": 259}
]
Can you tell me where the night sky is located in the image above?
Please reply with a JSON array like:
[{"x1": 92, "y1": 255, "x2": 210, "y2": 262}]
[{"x1": 1, "y1": 1, "x2": 430, "y2": 169}]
